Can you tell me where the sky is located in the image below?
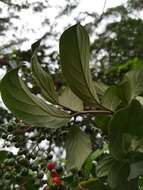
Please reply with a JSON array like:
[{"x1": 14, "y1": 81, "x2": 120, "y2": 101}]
[
  {"x1": 0, "y1": 0, "x2": 127, "y2": 51},
  {"x1": 0, "y1": 0, "x2": 128, "y2": 85}
]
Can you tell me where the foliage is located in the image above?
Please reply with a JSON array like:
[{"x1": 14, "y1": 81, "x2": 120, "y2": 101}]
[{"x1": 1, "y1": 22, "x2": 143, "y2": 190}]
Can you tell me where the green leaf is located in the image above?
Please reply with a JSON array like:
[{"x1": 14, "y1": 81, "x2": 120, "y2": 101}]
[
  {"x1": 102, "y1": 86, "x2": 121, "y2": 111},
  {"x1": 95, "y1": 115, "x2": 111, "y2": 132},
  {"x1": 60, "y1": 24, "x2": 99, "y2": 105},
  {"x1": 31, "y1": 44, "x2": 58, "y2": 104},
  {"x1": 109, "y1": 100, "x2": 143, "y2": 160},
  {"x1": 78, "y1": 178, "x2": 110, "y2": 190},
  {"x1": 0, "y1": 150, "x2": 9, "y2": 162},
  {"x1": 124, "y1": 66, "x2": 143, "y2": 99},
  {"x1": 1, "y1": 68, "x2": 70, "y2": 128},
  {"x1": 128, "y1": 161, "x2": 143, "y2": 180},
  {"x1": 96, "y1": 155, "x2": 115, "y2": 178},
  {"x1": 66, "y1": 127, "x2": 92, "y2": 170},
  {"x1": 59, "y1": 87, "x2": 83, "y2": 111},
  {"x1": 102, "y1": 80, "x2": 132, "y2": 111},
  {"x1": 108, "y1": 162, "x2": 129, "y2": 189},
  {"x1": 83, "y1": 143, "x2": 108, "y2": 176},
  {"x1": 93, "y1": 81, "x2": 108, "y2": 96}
]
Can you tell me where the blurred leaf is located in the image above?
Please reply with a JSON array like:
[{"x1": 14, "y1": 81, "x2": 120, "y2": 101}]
[
  {"x1": 1, "y1": 68, "x2": 70, "y2": 128},
  {"x1": 78, "y1": 178, "x2": 110, "y2": 190},
  {"x1": 124, "y1": 66, "x2": 143, "y2": 99},
  {"x1": 108, "y1": 162, "x2": 129, "y2": 189},
  {"x1": 128, "y1": 161, "x2": 143, "y2": 180},
  {"x1": 0, "y1": 150, "x2": 9, "y2": 162},
  {"x1": 66, "y1": 127, "x2": 92, "y2": 170},
  {"x1": 95, "y1": 115, "x2": 111, "y2": 132},
  {"x1": 59, "y1": 87, "x2": 83, "y2": 111},
  {"x1": 109, "y1": 100, "x2": 143, "y2": 160},
  {"x1": 60, "y1": 24, "x2": 99, "y2": 105}
]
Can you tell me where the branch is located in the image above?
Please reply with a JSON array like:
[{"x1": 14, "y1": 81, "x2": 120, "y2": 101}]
[{"x1": 71, "y1": 109, "x2": 113, "y2": 117}]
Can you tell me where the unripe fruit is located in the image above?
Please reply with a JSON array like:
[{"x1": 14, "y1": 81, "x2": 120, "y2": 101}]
[{"x1": 47, "y1": 162, "x2": 56, "y2": 170}]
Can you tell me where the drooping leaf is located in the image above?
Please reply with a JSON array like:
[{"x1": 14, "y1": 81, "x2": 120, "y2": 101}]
[
  {"x1": 31, "y1": 43, "x2": 58, "y2": 104},
  {"x1": 66, "y1": 127, "x2": 92, "y2": 170},
  {"x1": 78, "y1": 178, "x2": 110, "y2": 190},
  {"x1": 1, "y1": 68, "x2": 70, "y2": 129},
  {"x1": 60, "y1": 24, "x2": 99, "y2": 105},
  {"x1": 109, "y1": 100, "x2": 143, "y2": 160},
  {"x1": 59, "y1": 87, "x2": 83, "y2": 111}
]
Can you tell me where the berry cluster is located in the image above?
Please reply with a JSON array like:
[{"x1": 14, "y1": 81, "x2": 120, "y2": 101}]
[{"x1": 46, "y1": 162, "x2": 62, "y2": 189}]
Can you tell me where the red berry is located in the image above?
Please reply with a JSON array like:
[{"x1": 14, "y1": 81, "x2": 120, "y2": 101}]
[
  {"x1": 47, "y1": 162, "x2": 56, "y2": 170},
  {"x1": 51, "y1": 171, "x2": 59, "y2": 178},
  {"x1": 52, "y1": 176, "x2": 61, "y2": 186}
]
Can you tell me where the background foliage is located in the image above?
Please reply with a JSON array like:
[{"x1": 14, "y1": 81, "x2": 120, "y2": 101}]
[{"x1": 0, "y1": 0, "x2": 143, "y2": 189}]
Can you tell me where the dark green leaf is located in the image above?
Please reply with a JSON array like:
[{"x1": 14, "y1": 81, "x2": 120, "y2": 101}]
[
  {"x1": 1, "y1": 68, "x2": 70, "y2": 129},
  {"x1": 128, "y1": 161, "x2": 143, "y2": 180},
  {"x1": 60, "y1": 24, "x2": 99, "y2": 105},
  {"x1": 108, "y1": 162, "x2": 129, "y2": 189},
  {"x1": 109, "y1": 100, "x2": 143, "y2": 159},
  {"x1": 83, "y1": 143, "x2": 108, "y2": 176},
  {"x1": 66, "y1": 127, "x2": 92, "y2": 170},
  {"x1": 0, "y1": 150, "x2": 9, "y2": 162},
  {"x1": 78, "y1": 178, "x2": 110, "y2": 190},
  {"x1": 96, "y1": 155, "x2": 115, "y2": 178}
]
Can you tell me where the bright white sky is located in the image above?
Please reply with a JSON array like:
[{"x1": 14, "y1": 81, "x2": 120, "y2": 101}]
[{"x1": 0, "y1": 0, "x2": 127, "y2": 51}]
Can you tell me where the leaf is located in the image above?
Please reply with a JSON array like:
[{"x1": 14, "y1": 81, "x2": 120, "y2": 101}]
[
  {"x1": 108, "y1": 162, "x2": 129, "y2": 189},
  {"x1": 31, "y1": 43, "x2": 58, "y2": 104},
  {"x1": 128, "y1": 161, "x2": 143, "y2": 180},
  {"x1": 109, "y1": 100, "x2": 143, "y2": 160},
  {"x1": 93, "y1": 81, "x2": 108, "y2": 96},
  {"x1": 102, "y1": 86, "x2": 121, "y2": 111},
  {"x1": 1, "y1": 68, "x2": 70, "y2": 129},
  {"x1": 83, "y1": 143, "x2": 108, "y2": 177},
  {"x1": 95, "y1": 115, "x2": 111, "y2": 132},
  {"x1": 66, "y1": 127, "x2": 92, "y2": 170},
  {"x1": 102, "y1": 80, "x2": 132, "y2": 111},
  {"x1": 59, "y1": 87, "x2": 83, "y2": 111},
  {"x1": 96, "y1": 155, "x2": 115, "y2": 178},
  {"x1": 124, "y1": 66, "x2": 143, "y2": 99},
  {"x1": 78, "y1": 178, "x2": 110, "y2": 190},
  {"x1": 59, "y1": 24, "x2": 99, "y2": 105},
  {"x1": 0, "y1": 150, "x2": 9, "y2": 162}
]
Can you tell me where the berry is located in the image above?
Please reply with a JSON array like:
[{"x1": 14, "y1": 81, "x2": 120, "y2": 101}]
[
  {"x1": 52, "y1": 176, "x2": 61, "y2": 186},
  {"x1": 51, "y1": 171, "x2": 59, "y2": 178},
  {"x1": 47, "y1": 162, "x2": 56, "y2": 170}
]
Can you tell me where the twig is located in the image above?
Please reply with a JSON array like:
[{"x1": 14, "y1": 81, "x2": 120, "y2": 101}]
[{"x1": 71, "y1": 109, "x2": 113, "y2": 117}]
